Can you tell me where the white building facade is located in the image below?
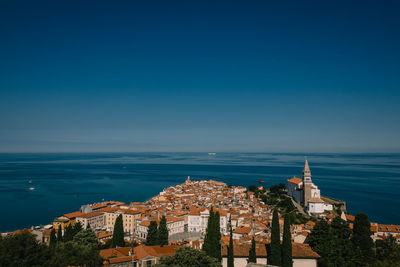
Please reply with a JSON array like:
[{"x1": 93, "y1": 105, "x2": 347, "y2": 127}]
[
  {"x1": 187, "y1": 209, "x2": 228, "y2": 234},
  {"x1": 287, "y1": 159, "x2": 333, "y2": 214}
]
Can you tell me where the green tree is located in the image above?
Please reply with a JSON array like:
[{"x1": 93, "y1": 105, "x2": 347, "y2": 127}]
[
  {"x1": 214, "y1": 211, "x2": 222, "y2": 261},
  {"x1": 112, "y1": 214, "x2": 125, "y2": 247},
  {"x1": 352, "y1": 213, "x2": 374, "y2": 263},
  {"x1": 73, "y1": 221, "x2": 82, "y2": 235},
  {"x1": 202, "y1": 207, "x2": 222, "y2": 261},
  {"x1": 248, "y1": 236, "x2": 256, "y2": 263},
  {"x1": 248, "y1": 185, "x2": 258, "y2": 192},
  {"x1": 203, "y1": 207, "x2": 216, "y2": 257},
  {"x1": 49, "y1": 229, "x2": 57, "y2": 248},
  {"x1": 0, "y1": 230, "x2": 51, "y2": 267},
  {"x1": 86, "y1": 222, "x2": 91, "y2": 229},
  {"x1": 331, "y1": 216, "x2": 358, "y2": 266},
  {"x1": 282, "y1": 215, "x2": 292, "y2": 267},
  {"x1": 158, "y1": 215, "x2": 169, "y2": 246},
  {"x1": 374, "y1": 235, "x2": 400, "y2": 266},
  {"x1": 49, "y1": 229, "x2": 102, "y2": 267},
  {"x1": 308, "y1": 219, "x2": 335, "y2": 267},
  {"x1": 63, "y1": 224, "x2": 74, "y2": 242},
  {"x1": 308, "y1": 217, "x2": 359, "y2": 267},
  {"x1": 227, "y1": 217, "x2": 234, "y2": 267},
  {"x1": 146, "y1": 220, "x2": 159, "y2": 246},
  {"x1": 154, "y1": 247, "x2": 221, "y2": 267},
  {"x1": 270, "y1": 183, "x2": 286, "y2": 195},
  {"x1": 270, "y1": 209, "x2": 281, "y2": 266},
  {"x1": 56, "y1": 227, "x2": 63, "y2": 242},
  {"x1": 73, "y1": 228, "x2": 98, "y2": 247}
]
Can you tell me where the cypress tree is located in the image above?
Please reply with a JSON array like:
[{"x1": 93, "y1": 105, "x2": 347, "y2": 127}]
[
  {"x1": 282, "y1": 215, "x2": 292, "y2": 267},
  {"x1": 228, "y1": 216, "x2": 234, "y2": 267},
  {"x1": 352, "y1": 213, "x2": 374, "y2": 262},
  {"x1": 214, "y1": 211, "x2": 222, "y2": 261},
  {"x1": 74, "y1": 221, "x2": 83, "y2": 235},
  {"x1": 146, "y1": 221, "x2": 159, "y2": 246},
  {"x1": 49, "y1": 228, "x2": 57, "y2": 248},
  {"x1": 158, "y1": 215, "x2": 169, "y2": 246},
  {"x1": 112, "y1": 214, "x2": 125, "y2": 247},
  {"x1": 331, "y1": 216, "x2": 358, "y2": 266},
  {"x1": 308, "y1": 219, "x2": 338, "y2": 266},
  {"x1": 249, "y1": 236, "x2": 256, "y2": 263},
  {"x1": 57, "y1": 227, "x2": 63, "y2": 242},
  {"x1": 270, "y1": 209, "x2": 281, "y2": 266},
  {"x1": 87, "y1": 223, "x2": 91, "y2": 229},
  {"x1": 64, "y1": 224, "x2": 74, "y2": 242},
  {"x1": 203, "y1": 207, "x2": 216, "y2": 257}
]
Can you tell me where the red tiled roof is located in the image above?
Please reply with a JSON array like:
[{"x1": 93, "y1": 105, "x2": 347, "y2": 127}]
[
  {"x1": 64, "y1": 211, "x2": 84, "y2": 219},
  {"x1": 345, "y1": 214, "x2": 355, "y2": 222},
  {"x1": 222, "y1": 242, "x2": 320, "y2": 258},
  {"x1": 233, "y1": 227, "x2": 251, "y2": 235},
  {"x1": 133, "y1": 245, "x2": 182, "y2": 260},
  {"x1": 77, "y1": 211, "x2": 103, "y2": 219},
  {"x1": 377, "y1": 224, "x2": 400, "y2": 233},
  {"x1": 100, "y1": 247, "x2": 132, "y2": 259},
  {"x1": 287, "y1": 177, "x2": 302, "y2": 185},
  {"x1": 97, "y1": 231, "x2": 113, "y2": 239}
]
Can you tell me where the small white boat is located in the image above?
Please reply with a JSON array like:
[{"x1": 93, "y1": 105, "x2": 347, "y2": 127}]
[
  {"x1": 29, "y1": 187, "x2": 35, "y2": 191},
  {"x1": 208, "y1": 152, "x2": 216, "y2": 156}
]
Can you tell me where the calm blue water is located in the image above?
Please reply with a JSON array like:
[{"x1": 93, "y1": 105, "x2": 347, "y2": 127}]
[{"x1": 0, "y1": 153, "x2": 399, "y2": 232}]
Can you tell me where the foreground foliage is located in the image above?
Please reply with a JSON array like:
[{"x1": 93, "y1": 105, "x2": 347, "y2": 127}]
[
  {"x1": 0, "y1": 229, "x2": 102, "y2": 267},
  {"x1": 282, "y1": 214, "x2": 292, "y2": 267},
  {"x1": 202, "y1": 207, "x2": 222, "y2": 261},
  {"x1": 269, "y1": 209, "x2": 282, "y2": 266},
  {"x1": 309, "y1": 213, "x2": 400, "y2": 267},
  {"x1": 112, "y1": 214, "x2": 124, "y2": 247},
  {"x1": 155, "y1": 247, "x2": 221, "y2": 267},
  {"x1": 158, "y1": 215, "x2": 169, "y2": 246},
  {"x1": 146, "y1": 216, "x2": 170, "y2": 246},
  {"x1": 309, "y1": 217, "x2": 359, "y2": 267},
  {"x1": 228, "y1": 216, "x2": 234, "y2": 267}
]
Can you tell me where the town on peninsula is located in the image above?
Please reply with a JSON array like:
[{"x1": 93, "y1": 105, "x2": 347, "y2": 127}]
[{"x1": 1, "y1": 159, "x2": 399, "y2": 267}]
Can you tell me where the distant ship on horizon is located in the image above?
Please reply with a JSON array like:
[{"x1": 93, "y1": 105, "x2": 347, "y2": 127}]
[{"x1": 208, "y1": 152, "x2": 216, "y2": 156}]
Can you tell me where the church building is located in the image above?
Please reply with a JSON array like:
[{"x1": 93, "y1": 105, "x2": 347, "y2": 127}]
[{"x1": 287, "y1": 159, "x2": 333, "y2": 214}]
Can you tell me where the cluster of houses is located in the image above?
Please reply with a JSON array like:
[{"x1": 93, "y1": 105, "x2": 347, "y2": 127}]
[{"x1": 3, "y1": 161, "x2": 400, "y2": 267}]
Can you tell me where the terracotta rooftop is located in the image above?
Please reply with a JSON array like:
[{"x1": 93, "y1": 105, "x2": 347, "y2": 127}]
[
  {"x1": 287, "y1": 177, "x2": 302, "y2": 185},
  {"x1": 77, "y1": 211, "x2": 103, "y2": 219},
  {"x1": 233, "y1": 227, "x2": 251, "y2": 235},
  {"x1": 222, "y1": 242, "x2": 320, "y2": 259},
  {"x1": 378, "y1": 224, "x2": 400, "y2": 233},
  {"x1": 345, "y1": 214, "x2": 355, "y2": 222},
  {"x1": 63, "y1": 211, "x2": 84, "y2": 219},
  {"x1": 133, "y1": 245, "x2": 182, "y2": 260},
  {"x1": 100, "y1": 247, "x2": 131, "y2": 259}
]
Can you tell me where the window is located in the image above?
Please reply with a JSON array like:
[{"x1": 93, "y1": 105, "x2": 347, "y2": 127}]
[{"x1": 146, "y1": 260, "x2": 152, "y2": 266}]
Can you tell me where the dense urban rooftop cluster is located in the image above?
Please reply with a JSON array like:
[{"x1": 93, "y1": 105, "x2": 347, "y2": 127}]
[{"x1": 3, "y1": 173, "x2": 400, "y2": 266}]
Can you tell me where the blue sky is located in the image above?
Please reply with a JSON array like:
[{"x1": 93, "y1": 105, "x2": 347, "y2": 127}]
[{"x1": 1, "y1": 0, "x2": 399, "y2": 152}]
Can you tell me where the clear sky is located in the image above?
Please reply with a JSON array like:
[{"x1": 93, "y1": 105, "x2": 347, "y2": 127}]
[{"x1": 1, "y1": 0, "x2": 399, "y2": 153}]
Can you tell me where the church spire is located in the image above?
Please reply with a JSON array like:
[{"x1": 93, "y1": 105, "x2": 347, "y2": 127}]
[{"x1": 302, "y1": 158, "x2": 312, "y2": 183}]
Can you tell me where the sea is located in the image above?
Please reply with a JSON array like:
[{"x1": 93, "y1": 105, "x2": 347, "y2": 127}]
[{"x1": 0, "y1": 152, "x2": 399, "y2": 232}]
